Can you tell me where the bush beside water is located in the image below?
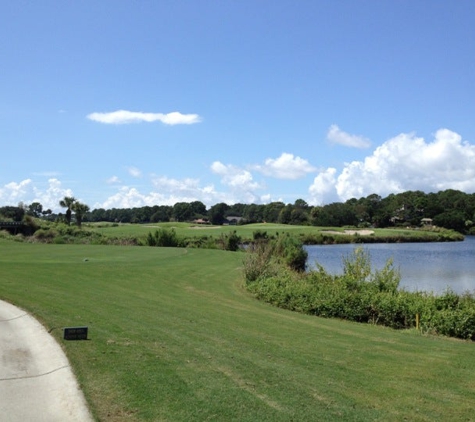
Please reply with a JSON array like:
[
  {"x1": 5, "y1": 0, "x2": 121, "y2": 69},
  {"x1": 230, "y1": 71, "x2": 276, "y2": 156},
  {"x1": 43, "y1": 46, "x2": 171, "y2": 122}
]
[
  {"x1": 244, "y1": 243, "x2": 475, "y2": 341},
  {"x1": 299, "y1": 229, "x2": 464, "y2": 245},
  {"x1": 146, "y1": 228, "x2": 243, "y2": 251}
]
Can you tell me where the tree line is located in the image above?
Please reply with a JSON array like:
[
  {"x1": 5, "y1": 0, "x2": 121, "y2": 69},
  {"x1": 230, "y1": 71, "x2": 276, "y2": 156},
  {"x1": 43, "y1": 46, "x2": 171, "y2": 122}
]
[
  {"x1": 1, "y1": 189, "x2": 475, "y2": 233},
  {"x1": 0, "y1": 196, "x2": 90, "y2": 228}
]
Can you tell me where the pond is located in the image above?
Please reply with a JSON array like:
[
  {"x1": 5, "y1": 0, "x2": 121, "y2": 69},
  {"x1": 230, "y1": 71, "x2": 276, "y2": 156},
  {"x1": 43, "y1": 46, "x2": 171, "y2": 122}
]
[{"x1": 305, "y1": 236, "x2": 475, "y2": 294}]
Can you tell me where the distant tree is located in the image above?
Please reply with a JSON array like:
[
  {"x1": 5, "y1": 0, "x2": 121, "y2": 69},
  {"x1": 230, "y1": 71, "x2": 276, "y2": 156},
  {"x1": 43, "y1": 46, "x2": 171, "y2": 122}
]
[
  {"x1": 27, "y1": 202, "x2": 43, "y2": 218},
  {"x1": 0, "y1": 205, "x2": 25, "y2": 221},
  {"x1": 290, "y1": 208, "x2": 308, "y2": 225},
  {"x1": 278, "y1": 204, "x2": 293, "y2": 224},
  {"x1": 172, "y1": 202, "x2": 194, "y2": 222},
  {"x1": 243, "y1": 204, "x2": 264, "y2": 223},
  {"x1": 294, "y1": 199, "x2": 309, "y2": 209},
  {"x1": 150, "y1": 206, "x2": 172, "y2": 223},
  {"x1": 227, "y1": 203, "x2": 247, "y2": 217},
  {"x1": 190, "y1": 201, "x2": 207, "y2": 217},
  {"x1": 130, "y1": 207, "x2": 150, "y2": 223},
  {"x1": 352, "y1": 193, "x2": 378, "y2": 224},
  {"x1": 42, "y1": 208, "x2": 52, "y2": 218},
  {"x1": 310, "y1": 202, "x2": 357, "y2": 227},
  {"x1": 263, "y1": 202, "x2": 285, "y2": 223},
  {"x1": 59, "y1": 196, "x2": 77, "y2": 225},
  {"x1": 208, "y1": 202, "x2": 230, "y2": 225},
  {"x1": 72, "y1": 202, "x2": 90, "y2": 228},
  {"x1": 88, "y1": 208, "x2": 107, "y2": 222},
  {"x1": 433, "y1": 211, "x2": 466, "y2": 233}
]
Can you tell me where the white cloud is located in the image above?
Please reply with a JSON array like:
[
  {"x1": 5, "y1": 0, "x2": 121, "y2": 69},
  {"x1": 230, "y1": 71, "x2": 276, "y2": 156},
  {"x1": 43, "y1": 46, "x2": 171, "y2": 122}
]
[
  {"x1": 327, "y1": 124, "x2": 371, "y2": 148},
  {"x1": 99, "y1": 181, "x2": 217, "y2": 209},
  {"x1": 254, "y1": 153, "x2": 316, "y2": 179},
  {"x1": 0, "y1": 179, "x2": 33, "y2": 204},
  {"x1": 100, "y1": 187, "x2": 151, "y2": 209},
  {"x1": 210, "y1": 161, "x2": 263, "y2": 204},
  {"x1": 151, "y1": 176, "x2": 210, "y2": 197},
  {"x1": 127, "y1": 167, "x2": 142, "y2": 178},
  {"x1": 99, "y1": 175, "x2": 222, "y2": 209},
  {"x1": 87, "y1": 110, "x2": 202, "y2": 125},
  {"x1": 106, "y1": 176, "x2": 121, "y2": 184},
  {"x1": 1, "y1": 174, "x2": 271, "y2": 214},
  {"x1": 0, "y1": 178, "x2": 74, "y2": 212},
  {"x1": 211, "y1": 161, "x2": 262, "y2": 191},
  {"x1": 34, "y1": 179, "x2": 75, "y2": 211},
  {"x1": 308, "y1": 168, "x2": 338, "y2": 204},
  {"x1": 308, "y1": 128, "x2": 475, "y2": 204},
  {"x1": 5, "y1": 129, "x2": 473, "y2": 212}
]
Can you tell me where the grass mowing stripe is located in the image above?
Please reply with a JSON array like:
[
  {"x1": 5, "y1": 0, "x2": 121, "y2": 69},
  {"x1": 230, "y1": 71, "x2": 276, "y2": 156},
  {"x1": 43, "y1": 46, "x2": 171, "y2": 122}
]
[{"x1": 1, "y1": 240, "x2": 474, "y2": 421}]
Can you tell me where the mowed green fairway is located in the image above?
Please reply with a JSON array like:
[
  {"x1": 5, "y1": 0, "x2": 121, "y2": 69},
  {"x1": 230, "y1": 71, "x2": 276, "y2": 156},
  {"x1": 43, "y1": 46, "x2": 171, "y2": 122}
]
[
  {"x1": 88, "y1": 222, "x2": 442, "y2": 242},
  {"x1": 1, "y1": 240, "x2": 474, "y2": 421}
]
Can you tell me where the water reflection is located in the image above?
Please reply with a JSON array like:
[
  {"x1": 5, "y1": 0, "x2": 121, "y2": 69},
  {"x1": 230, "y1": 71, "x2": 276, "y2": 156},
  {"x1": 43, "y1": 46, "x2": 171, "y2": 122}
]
[{"x1": 305, "y1": 236, "x2": 475, "y2": 294}]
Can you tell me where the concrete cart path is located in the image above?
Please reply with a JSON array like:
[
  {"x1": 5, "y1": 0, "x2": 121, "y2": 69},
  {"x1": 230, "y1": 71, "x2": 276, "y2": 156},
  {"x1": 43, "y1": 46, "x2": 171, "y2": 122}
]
[{"x1": 0, "y1": 299, "x2": 93, "y2": 422}]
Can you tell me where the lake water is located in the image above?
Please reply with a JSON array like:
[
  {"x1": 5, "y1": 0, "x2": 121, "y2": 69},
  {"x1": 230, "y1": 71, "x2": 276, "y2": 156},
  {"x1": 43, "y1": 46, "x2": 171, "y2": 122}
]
[{"x1": 305, "y1": 236, "x2": 475, "y2": 294}]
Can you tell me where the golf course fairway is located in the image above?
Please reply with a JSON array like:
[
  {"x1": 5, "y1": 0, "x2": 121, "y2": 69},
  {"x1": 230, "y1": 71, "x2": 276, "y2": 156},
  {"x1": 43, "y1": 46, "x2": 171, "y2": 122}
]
[{"x1": 1, "y1": 240, "x2": 474, "y2": 421}]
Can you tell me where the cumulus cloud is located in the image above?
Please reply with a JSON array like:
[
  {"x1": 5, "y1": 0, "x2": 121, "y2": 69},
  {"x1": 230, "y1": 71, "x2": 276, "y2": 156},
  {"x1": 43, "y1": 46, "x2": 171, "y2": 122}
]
[
  {"x1": 100, "y1": 179, "x2": 219, "y2": 209},
  {"x1": 211, "y1": 161, "x2": 262, "y2": 190},
  {"x1": 97, "y1": 168, "x2": 274, "y2": 210},
  {"x1": 0, "y1": 178, "x2": 74, "y2": 212},
  {"x1": 211, "y1": 161, "x2": 264, "y2": 203},
  {"x1": 34, "y1": 179, "x2": 75, "y2": 211},
  {"x1": 87, "y1": 110, "x2": 202, "y2": 125},
  {"x1": 100, "y1": 187, "x2": 152, "y2": 209},
  {"x1": 308, "y1": 168, "x2": 338, "y2": 204},
  {"x1": 254, "y1": 153, "x2": 316, "y2": 179},
  {"x1": 0, "y1": 179, "x2": 33, "y2": 204},
  {"x1": 327, "y1": 124, "x2": 371, "y2": 148},
  {"x1": 151, "y1": 176, "x2": 209, "y2": 197},
  {"x1": 308, "y1": 128, "x2": 475, "y2": 204}
]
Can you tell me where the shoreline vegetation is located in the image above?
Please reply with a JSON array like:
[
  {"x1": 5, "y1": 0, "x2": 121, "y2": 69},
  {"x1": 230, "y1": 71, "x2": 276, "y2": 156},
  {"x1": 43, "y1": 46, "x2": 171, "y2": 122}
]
[{"x1": 243, "y1": 236, "x2": 475, "y2": 342}]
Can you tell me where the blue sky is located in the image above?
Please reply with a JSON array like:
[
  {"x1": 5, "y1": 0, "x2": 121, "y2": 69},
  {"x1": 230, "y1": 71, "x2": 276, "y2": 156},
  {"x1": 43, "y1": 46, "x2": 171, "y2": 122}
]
[{"x1": 2, "y1": 1, "x2": 475, "y2": 212}]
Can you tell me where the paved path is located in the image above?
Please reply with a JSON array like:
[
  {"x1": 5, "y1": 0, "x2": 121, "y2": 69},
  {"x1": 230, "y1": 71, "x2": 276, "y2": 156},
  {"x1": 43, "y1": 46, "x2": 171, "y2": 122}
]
[{"x1": 0, "y1": 299, "x2": 93, "y2": 421}]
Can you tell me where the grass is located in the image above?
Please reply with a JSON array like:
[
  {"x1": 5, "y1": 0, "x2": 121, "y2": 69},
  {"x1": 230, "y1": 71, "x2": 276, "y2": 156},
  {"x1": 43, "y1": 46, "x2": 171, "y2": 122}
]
[
  {"x1": 86, "y1": 222, "x2": 458, "y2": 244},
  {"x1": 1, "y1": 239, "x2": 474, "y2": 421},
  {"x1": 87, "y1": 221, "x2": 312, "y2": 239}
]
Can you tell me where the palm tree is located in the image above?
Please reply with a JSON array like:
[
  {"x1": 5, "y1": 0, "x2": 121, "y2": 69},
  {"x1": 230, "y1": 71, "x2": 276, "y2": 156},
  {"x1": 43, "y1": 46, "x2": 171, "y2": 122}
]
[
  {"x1": 59, "y1": 196, "x2": 76, "y2": 225},
  {"x1": 72, "y1": 202, "x2": 90, "y2": 228}
]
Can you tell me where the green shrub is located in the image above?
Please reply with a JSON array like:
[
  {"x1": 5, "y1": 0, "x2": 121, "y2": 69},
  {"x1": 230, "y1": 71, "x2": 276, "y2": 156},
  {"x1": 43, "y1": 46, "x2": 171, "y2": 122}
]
[
  {"x1": 243, "y1": 242, "x2": 277, "y2": 283},
  {"x1": 53, "y1": 236, "x2": 66, "y2": 244},
  {"x1": 146, "y1": 228, "x2": 180, "y2": 247},
  {"x1": 244, "y1": 245, "x2": 475, "y2": 341},
  {"x1": 273, "y1": 234, "x2": 308, "y2": 272},
  {"x1": 252, "y1": 229, "x2": 268, "y2": 241},
  {"x1": 33, "y1": 228, "x2": 59, "y2": 242},
  {"x1": 216, "y1": 231, "x2": 242, "y2": 251},
  {"x1": 0, "y1": 229, "x2": 12, "y2": 239}
]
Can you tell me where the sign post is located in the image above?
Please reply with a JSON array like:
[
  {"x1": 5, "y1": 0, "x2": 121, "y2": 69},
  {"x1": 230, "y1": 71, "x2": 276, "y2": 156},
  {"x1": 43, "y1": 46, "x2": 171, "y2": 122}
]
[{"x1": 63, "y1": 326, "x2": 88, "y2": 340}]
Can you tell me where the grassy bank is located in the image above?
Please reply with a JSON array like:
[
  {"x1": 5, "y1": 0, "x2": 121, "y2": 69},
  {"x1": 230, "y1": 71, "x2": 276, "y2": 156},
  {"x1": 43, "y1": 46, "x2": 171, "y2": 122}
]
[
  {"x1": 84, "y1": 222, "x2": 463, "y2": 245},
  {"x1": 1, "y1": 240, "x2": 474, "y2": 421},
  {"x1": 245, "y1": 243, "x2": 475, "y2": 340}
]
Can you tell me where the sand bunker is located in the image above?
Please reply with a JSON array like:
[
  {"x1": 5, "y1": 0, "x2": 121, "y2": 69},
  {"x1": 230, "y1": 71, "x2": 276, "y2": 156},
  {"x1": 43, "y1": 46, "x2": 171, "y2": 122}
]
[{"x1": 322, "y1": 229, "x2": 374, "y2": 236}]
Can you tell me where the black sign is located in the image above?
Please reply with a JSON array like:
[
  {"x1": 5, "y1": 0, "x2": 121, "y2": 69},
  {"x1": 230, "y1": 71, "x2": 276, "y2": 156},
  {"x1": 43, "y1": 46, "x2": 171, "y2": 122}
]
[{"x1": 63, "y1": 326, "x2": 88, "y2": 340}]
